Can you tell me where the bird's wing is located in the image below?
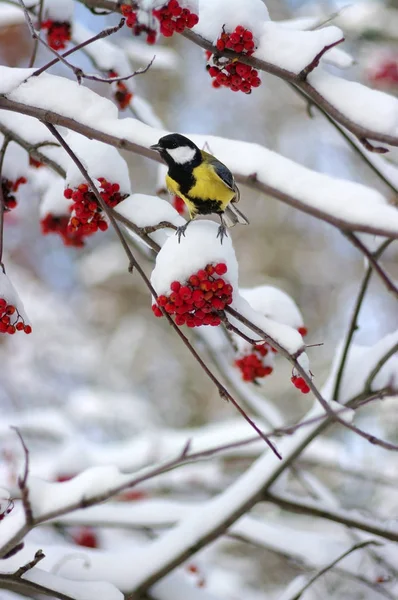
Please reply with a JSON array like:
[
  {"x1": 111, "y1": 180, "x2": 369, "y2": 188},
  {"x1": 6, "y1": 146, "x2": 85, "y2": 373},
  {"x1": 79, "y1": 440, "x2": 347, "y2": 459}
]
[{"x1": 202, "y1": 151, "x2": 240, "y2": 202}]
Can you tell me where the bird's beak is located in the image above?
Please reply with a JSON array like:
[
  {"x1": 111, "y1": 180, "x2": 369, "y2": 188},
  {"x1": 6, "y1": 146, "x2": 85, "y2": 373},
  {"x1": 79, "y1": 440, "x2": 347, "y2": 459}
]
[{"x1": 150, "y1": 144, "x2": 162, "y2": 152}]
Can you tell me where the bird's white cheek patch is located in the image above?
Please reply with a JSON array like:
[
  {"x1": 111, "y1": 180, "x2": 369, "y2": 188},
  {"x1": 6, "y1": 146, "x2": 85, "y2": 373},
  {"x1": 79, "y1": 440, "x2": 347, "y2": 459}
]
[{"x1": 167, "y1": 146, "x2": 196, "y2": 164}]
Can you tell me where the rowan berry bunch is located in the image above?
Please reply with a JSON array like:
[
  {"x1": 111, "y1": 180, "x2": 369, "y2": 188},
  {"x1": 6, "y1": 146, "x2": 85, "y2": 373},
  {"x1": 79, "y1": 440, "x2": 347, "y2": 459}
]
[
  {"x1": 206, "y1": 26, "x2": 261, "y2": 94},
  {"x1": 121, "y1": 4, "x2": 158, "y2": 44},
  {"x1": 72, "y1": 527, "x2": 98, "y2": 549},
  {"x1": 0, "y1": 298, "x2": 31, "y2": 335},
  {"x1": 1, "y1": 176, "x2": 27, "y2": 211},
  {"x1": 64, "y1": 178, "x2": 127, "y2": 239},
  {"x1": 40, "y1": 20, "x2": 71, "y2": 50},
  {"x1": 40, "y1": 213, "x2": 85, "y2": 247},
  {"x1": 235, "y1": 343, "x2": 274, "y2": 382},
  {"x1": 153, "y1": 0, "x2": 199, "y2": 37},
  {"x1": 291, "y1": 374, "x2": 310, "y2": 394},
  {"x1": 152, "y1": 262, "x2": 233, "y2": 328},
  {"x1": 29, "y1": 157, "x2": 43, "y2": 169},
  {"x1": 109, "y1": 70, "x2": 133, "y2": 110}
]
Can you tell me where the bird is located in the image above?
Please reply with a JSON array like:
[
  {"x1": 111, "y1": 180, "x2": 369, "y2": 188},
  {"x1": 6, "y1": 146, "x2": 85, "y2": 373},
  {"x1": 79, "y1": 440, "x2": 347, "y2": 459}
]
[{"x1": 150, "y1": 133, "x2": 249, "y2": 243}]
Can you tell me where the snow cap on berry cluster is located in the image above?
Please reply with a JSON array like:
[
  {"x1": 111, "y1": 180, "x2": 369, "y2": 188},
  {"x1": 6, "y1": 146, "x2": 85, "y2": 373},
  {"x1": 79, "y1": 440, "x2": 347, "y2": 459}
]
[
  {"x1": 115, "y1": 193, "x2": 185, "y2": 247},
  {"x1": 43, "y1": 0, "x2": 74, "y2": 22},
  {"x1": 194, "y1": 0, "x2": 269, "y2": 42},
  {"x1": 65, "y1": 133, "x2": 131, "y2": 195},
  {"x1": 0, "y1": 271, "x2": 29, "y2": 324},
  {"x1": 240, "y1": 286, "x2": 304, "y2": 331},
  {"x1": 40, "y1": 178, "x2": 72, "y2": 218},
  {"x1": 151, "y1": 220, "x2": 238, "y2": 297},
  {"x1": 1, "y1": 139, "x2": 28, "y2": 182}
]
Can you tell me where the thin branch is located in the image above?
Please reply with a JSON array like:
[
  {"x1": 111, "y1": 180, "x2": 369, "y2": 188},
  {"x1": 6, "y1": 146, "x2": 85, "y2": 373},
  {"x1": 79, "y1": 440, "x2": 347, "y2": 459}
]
[
  {"x1": 44, "y1": 123, "x2": 281, "y2": 457},
  {"x1": 28, "y1": 0, "x2": 44, "y2": 68},
  {"x1": 12, "y1": 427, "x2": 33, "y2": 525},
  {"x1": 333, "y1": 239, "x2": 393, "y2": 401},
  {"x1": 365, "y1": 342, "x2": 398, "y2": 393},
  {"x1": 290, "y1": 540, "x2": 381, "y2": 600},
  {"x1": 345, "y1": 232, "x2": 398, "y2": 299},
  {"x1": 298, "y1": 38, "x2": 345, "y2": 79},
  {"x1": 13, "y1": 549, "x2": 45, "y2": 577},
  {"x1": 264, "y1": 491, "x2": 398, "y2": 542},
  {"x1": 0, "y1": 135, "x2": 10, "y2": 271},
  {"x1": 33, "y1": 19, "x2": 126, "y2": 78}
]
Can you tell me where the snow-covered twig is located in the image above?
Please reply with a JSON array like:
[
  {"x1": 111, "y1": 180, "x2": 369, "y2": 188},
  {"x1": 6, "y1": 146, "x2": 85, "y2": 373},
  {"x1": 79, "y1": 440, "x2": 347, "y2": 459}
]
[
  {"x1": 364, "y1": 342, "x2": 398, "y2": 393},
  {"x1": 298, "y1": 38, "x2": 344, "y2": 79},
  {"x1": 225, "y1": 306, "x2": 398, "y2": 452},
  {"x1": 289, "y1": 540, "x2": 381, "y2": 600},
  {"x1": 264, "y1": 491, "x2": 398, "y2": 542},
  {"x1": 333, "y1": 240, "x2": 393, "y2": 401},
  {"x1": 13, "y1": 549, "x2": 45, "y2": 577}
]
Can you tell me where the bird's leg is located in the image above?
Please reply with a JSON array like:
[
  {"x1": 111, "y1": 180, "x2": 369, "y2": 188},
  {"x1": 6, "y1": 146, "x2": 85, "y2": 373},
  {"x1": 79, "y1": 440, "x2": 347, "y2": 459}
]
[
  {"x1": 217, "y1": 215, "x2": 228, "y2": 244},
  {"x1": 176, "y1": 220, "x2": 191, "y2": 243}
]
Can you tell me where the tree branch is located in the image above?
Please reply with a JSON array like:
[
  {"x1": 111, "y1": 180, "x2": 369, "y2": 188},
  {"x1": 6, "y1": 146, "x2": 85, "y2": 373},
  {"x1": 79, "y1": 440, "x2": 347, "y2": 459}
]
[{"x1": 0, "y1": 135, "x2": 10, "y2": 271}]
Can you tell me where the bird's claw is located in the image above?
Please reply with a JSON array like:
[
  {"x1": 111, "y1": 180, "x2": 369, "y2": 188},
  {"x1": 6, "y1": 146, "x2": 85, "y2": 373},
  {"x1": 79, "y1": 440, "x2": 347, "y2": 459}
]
[
  {"x1": 217, "y1": 224, "x2": 228, "y2": 244},
  {"x1": 176, "y1": 224, "x2": 189, "y2": 243}
]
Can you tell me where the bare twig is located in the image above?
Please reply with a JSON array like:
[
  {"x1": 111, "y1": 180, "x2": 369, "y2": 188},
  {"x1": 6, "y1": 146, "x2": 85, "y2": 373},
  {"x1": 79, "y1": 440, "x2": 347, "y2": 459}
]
[
  {"x1": 28, "y1": 0, "x2": 44, "y2": 68},
  {"x1": 345, "y1": 233, "x2": 398, "y2": 299},
  {"x1": 365, "y1": 342, "x2": 398, "y2": 393},
  {"x1": 12, "y1": 427, "x2": 33, "y2": 526},
  {"x1": 333, "y1": 240, "x2": 393, "y2": 401},
  {"x1": 13, "y1": 549, "x2": 45, "y2": 577},
  {"x1": 298, "y1": 38, "x2": 345, "y2": 79},
  {"x1": 0, "y1": 135, "x2": 10, "y2": 271},
  {"x1": 290, "y1": 540, "x2": 381, "y2": 600},
  {"x1": 264, "y1": 490, "x2": 398, "y2": 542}
]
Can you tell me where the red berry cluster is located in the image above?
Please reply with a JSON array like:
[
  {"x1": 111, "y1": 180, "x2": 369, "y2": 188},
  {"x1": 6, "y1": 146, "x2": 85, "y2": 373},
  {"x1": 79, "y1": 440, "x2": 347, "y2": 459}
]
[
  {"x1": 109, "y1": 70, "x2": 133, "y2": 110},
  {"x1": 235, "y1": 343, "x2": 273, "y2": 382},
  {"x1": 153, "y1": 0, "x2": 199, "y2": 37},
  {"x1": 64, "y1": 179, "x2": 127, "y2": 239},
  {"x1": 291, "y1": 374, "x2": 310, "y2": 394},
  {"x1": 152, "y1": 262, "x2": 232, "y2": 327},
  {"x1": 29, "y1": 157, "x2": 43, "y2": 169},
  {"x1": 121, "y1": 1, "x2": 198, "y2": 43},
  {"x1": 370, "y1": 59, "x2": 398, "y2": 86},
  {"x1": 0, "y1": 298, "x2": 31, "y2": 335},
  {"x1": 121, "y1": 4, "x2": 157, "y2": 44},
  {"x1": 41, "y1": 214, "x2": 85, "y2": 247},
  {"x1": 173, "y1": 195, "x2": 186, "y2": 215},
  {"x1": 40, "y1": 20, "x2": 71, "y2": 50},
  {"x1": 72, "y1": 526, "x2": 98, "y2": 549},
  {"x1": 1, "y1": 177, "x2": 27, "y2": 211},
  {"x1": 206, "y1": 26, "x2": 261, "y2": 94}
]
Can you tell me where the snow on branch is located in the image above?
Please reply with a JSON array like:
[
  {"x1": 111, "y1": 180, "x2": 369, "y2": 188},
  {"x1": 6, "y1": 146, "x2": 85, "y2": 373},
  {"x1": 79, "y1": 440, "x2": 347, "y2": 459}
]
[{"x1": 0, "y1": 73, "x2": 398, "y2": 240}]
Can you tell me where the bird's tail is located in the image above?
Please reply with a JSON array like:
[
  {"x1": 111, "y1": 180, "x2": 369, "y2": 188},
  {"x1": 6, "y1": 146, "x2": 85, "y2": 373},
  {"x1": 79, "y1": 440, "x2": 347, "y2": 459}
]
[{"x1": 223, "y1": 203, "x2": 249, "y2": 228}]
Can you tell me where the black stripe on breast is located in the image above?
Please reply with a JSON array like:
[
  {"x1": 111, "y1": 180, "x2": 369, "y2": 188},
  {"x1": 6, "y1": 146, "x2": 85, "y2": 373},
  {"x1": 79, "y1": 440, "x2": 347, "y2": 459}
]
[
  {"x1": 188, "y1": 198, "x2": 223, "y2": 215},
  {"x1": 168, "y1": 165, "x2": 195, "y2": 196}
]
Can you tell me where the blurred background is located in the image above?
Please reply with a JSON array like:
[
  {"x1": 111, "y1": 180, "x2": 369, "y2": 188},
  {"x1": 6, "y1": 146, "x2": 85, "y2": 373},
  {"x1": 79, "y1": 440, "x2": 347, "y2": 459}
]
[{"x1": 0, "y1": 1, "x2": 397, "y2": 596}]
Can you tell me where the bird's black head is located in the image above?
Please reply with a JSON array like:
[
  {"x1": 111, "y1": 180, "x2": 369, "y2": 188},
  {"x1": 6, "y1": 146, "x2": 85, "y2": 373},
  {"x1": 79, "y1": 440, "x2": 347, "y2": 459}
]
[{"x1": 150, "y1": 133, "x2": 201, "y2": 168}]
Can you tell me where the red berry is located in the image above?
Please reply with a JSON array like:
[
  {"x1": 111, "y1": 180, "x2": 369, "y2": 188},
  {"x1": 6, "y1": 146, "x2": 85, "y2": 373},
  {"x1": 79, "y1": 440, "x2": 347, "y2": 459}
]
[
  {"x1": 157, "y1": 295, "x2": 168, "y2": 307},
  {"x1": 215, "y1": 263, "x2": 227, "y2": 276},
  {"x1": 197, "y1": 269, "x2": 208, "y2": 281},
  {"x1": 170, "y1": 281, "x2": 181, "y2": 292},
  {"x1": 298, "y1": 327, "x2": 308, "y2": 336},
  {"x1": 179, "y1": 286, "x2": 192, "y2": 300},
  {"x1": 216, "y1": 39, "x2": 225, "y2": 51}
]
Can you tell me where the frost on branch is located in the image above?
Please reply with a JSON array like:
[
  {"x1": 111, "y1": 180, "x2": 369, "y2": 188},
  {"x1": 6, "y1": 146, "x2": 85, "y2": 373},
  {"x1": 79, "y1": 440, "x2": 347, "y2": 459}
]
[{"x1": 0, "y1": 271, "x2": 31, "y2": 335}]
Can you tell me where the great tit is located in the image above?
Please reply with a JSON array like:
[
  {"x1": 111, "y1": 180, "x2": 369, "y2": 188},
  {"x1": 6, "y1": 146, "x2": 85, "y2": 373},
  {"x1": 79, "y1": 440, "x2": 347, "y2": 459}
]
[{"x1": 150, "y1": 133, "x2": 249, "y2": 242}]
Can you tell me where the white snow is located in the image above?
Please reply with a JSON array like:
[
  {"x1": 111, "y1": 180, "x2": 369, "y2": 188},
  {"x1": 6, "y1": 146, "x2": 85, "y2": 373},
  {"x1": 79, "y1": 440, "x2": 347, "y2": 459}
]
[
  {"x1": 115, "y1": 193, "x2": 185, "y2": 247},
  {"x1": 324, "y1": 330, "x2": 398, "y2": 403},
  {"x1": 120, "y1": 39, "x2": 180, "y2": 71},
  {"x1": 309, "y1": 67, "x2": 398, "y2": 138},
  {"x1": 240, "y1": 286, "x2": 304, "y2": 330},
  {"x1": 0, "y1": 270, "x2": 29, "y2": 324},
  {"x1": 0, "y1": 4, "x2": 25, "y2": 27},
  {"x1": 256, "y1": 23, "x2": 344, "y2": 75},
  {"x1": 25, "y1": 569, "x2": 123, "y2": 600},
  {"x1": 194, "y1": 0, "x2": 269, "y2": 42},
  {"x1": 0, "y1": 67, "x2": 34, "y2": 95},
  {"x1": 40, "y1": 177, "x2": 71, "y2": 218},
  {"x1": 151, "y1": 220, "x2": 239, "y2": 296},
  {"x1": 1, "y1": 138, "x2": 28, "y2": 182},
  {"x1": 65, "y1": 132, "x2": 131, "y2": 193},
  {"x1": 43, "y1": 0, "x2": 74, "y2": 22}
]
